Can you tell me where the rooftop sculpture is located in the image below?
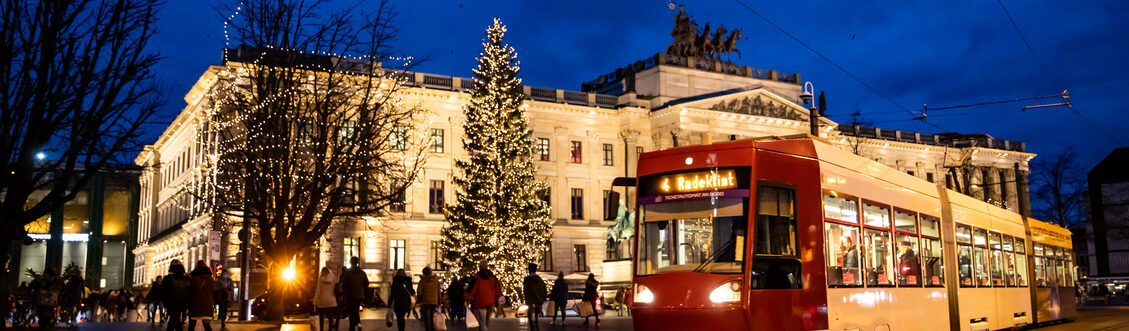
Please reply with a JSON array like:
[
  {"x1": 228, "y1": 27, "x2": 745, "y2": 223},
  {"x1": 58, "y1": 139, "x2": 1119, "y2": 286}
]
[{"x1": 666, "y1": 6, "x2": 742, "y2": 61}]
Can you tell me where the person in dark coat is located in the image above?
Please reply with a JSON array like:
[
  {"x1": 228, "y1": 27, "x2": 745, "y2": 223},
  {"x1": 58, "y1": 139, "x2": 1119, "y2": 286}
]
[
  {"x1": 387, "y1": 269, "x2": 415, "y2": 331},
  {"x1": 213, "y1": 270, "x2": 233, "y2": 328},
  {"x1": 582, "y1": 273, "x2": 600, "y2": 326},
  {"x1": 187, "y1": 261, "x2": 215, "y2": 331},
  {"x1": 147, "y1": 276, "x2": 165, "y2": 325},
  {"x1": 339, "y1": 257, "x2": 369, "y2": 331},
  {"x1": 160, "y1": 260, "x2": 192, "y2": 331},
  {"x1": 522, "y1": 263, "x2": 548, "y2": 330},
  {"x1": 842, "y1": 236, "x2": 859, "y2": 269},
  {"x1": 897, "y1": 241, "x2": 921, "y2": 286},
  {"x1": 446, "y1": 278, "x2": 465, "y2": 321},
  {"x1": 548, "y1": 272, "x2": 568, "y2": 326}
]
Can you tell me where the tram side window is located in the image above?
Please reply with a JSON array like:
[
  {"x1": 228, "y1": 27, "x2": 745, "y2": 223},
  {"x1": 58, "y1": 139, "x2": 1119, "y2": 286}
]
[
  {"x1": 973, "y1": 228, "x2": 990, "y2": 287},
  {"x1": 863, "y1": 228, "x2": 894, "y2": 286},
  {"x1": 1034, "y1": 243, "x2": 1046, "y2": 287},
  {"x1": 750, "y1": 185, "x2": 801, "y2": 289},
  {"x1": 921, "y1": 236, "x2": 944, "y2": 286},
  {"x1": 823, "y1": 193, "x2": 858, "y2": 224},
  {"x1": 894, "y1": 233, "x2": 921, "y2": 286},
  {"x1": 825, "y1": 222, "x2": 861, "y2": 286},
  {"x1": 863, "y1": 203, "x2": 891, "y2": 228},
  {"x1": 956, "y1": 224, "x2": 974, "y2": 287},
  {"x1": 1053, "y1": 247, "x2": 1066, "y2": 287},
  {"x1": 1014, "y1": 238, "x2": 1028, "y2": 286},
  {"x1": 1002, "y1": 235, "x2": 1016, "y2": 286},
  {"x1": 920, "y1": 215, "x2": 940, "y2": 238},
  {"x1": 894, "y1": 210, "x2": 917, "y2": 234},
  {"x1": 989, "y1": 232, "x2": 1004, "y2": 286}
]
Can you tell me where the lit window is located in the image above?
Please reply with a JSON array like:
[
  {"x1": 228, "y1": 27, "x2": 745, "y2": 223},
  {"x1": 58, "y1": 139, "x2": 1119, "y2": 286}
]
[
  {"x1": 390, "y1": 181, "x2": 406, "y2": 212},
  {"x1": 570, "y1": 141, "x2": 582, "y2": 163},
  {"x1": 537, "y1": 138, "x2": 550, "y2": 161},
  {"x1": 344, "y1": 237, "x2": 362, "y2": 264},
  {"x1": 390, "y1": 239, "x2": 406, "y2": 270},
  {"x1": 390, "y1": 127, "x2": 407, "y2": 151},
  {"x1": 862, "y1": 203, "x2": 890, "y2": 228},
  {"x1": 431, "y1": 241, "x2": 446, "y2": 271},
  {"x1": 894, "y1": 233, "x2": 921, "y2": 287},
  {"x1": 822, "y1": 193, "x2": 858, "y2": 224},
  {"x1": 973, "y1": 228, "x2": 989, "y2": 286},
  {"x1": 430, "y1": 129, "x2": 444, "y2": 153},
  {"x1": 824, "y1": 222, "x2": 861, "y2": 286},
  {"x1": 863, "y1": 228, "x2": 894, "y2": 286}
]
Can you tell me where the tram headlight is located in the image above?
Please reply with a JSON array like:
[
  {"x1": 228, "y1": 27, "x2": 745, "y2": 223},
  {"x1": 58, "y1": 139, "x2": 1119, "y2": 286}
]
[
  {"x1": 709, "y1": 281, "x2": 741, "y2": 303},
  {"x1": 635, "y1": 284, "x2": 654, "y2": 303}
]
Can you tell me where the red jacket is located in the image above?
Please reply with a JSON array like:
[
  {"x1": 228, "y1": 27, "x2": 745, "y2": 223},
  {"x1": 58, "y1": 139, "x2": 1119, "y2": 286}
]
[{"x1": 465, "y1": 270, "x2": 502, "y2": 309}]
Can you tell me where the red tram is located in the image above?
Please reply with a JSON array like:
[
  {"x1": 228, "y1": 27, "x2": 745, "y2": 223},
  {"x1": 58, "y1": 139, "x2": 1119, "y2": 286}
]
[{"x1": 629, "y1": 137, "x2": 1077, "y2": 331}]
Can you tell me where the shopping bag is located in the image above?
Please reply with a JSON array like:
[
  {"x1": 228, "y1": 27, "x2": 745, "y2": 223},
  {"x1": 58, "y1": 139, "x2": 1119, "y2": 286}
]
[
  {"x1": 434, "y1": 312, "x2": 448, "y2": 331},
  {"x1": 546, "y1": 301, "x2": 555, "y2": 315},
  {"x1": 577, "y1": 301, "x2": 595, "y2": 317},
  {"x1": 466, "y1": 310, "x2": 480, "y2": 328},
  {"x1": 385, "y1": 309, "x2": 394, "y2": 328},
  {"x1": 309, "y1": 314, "x2": 319, "y2": 331}
]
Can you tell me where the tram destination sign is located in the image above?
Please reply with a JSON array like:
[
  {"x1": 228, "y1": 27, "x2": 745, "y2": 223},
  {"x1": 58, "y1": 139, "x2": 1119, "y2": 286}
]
[{"x1": 638, "y1": 167, "x2": 751, "y2": 201}]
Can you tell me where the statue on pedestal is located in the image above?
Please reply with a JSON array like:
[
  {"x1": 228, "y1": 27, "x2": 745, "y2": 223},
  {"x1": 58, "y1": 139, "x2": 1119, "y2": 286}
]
[{"x1": 665, "y1": 6, "x2": 742, "y2": 61}]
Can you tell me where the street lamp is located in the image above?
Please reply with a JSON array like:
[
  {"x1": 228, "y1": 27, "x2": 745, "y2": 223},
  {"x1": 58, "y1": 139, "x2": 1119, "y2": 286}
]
[{"x1": 801, "y1": 82, "x2": 818, "y2": 136}]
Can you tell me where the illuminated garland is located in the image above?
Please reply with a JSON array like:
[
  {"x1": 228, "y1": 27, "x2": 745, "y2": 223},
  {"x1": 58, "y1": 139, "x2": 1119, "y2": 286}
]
[{"x1": 440, "y1": 18, "x2": 552, "y2": 306}]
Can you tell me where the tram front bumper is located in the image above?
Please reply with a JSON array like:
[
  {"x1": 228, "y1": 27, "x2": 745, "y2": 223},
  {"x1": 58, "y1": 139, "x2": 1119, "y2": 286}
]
[{"x1": 631, "y1": 307, "x2": 747, "y2": 330}]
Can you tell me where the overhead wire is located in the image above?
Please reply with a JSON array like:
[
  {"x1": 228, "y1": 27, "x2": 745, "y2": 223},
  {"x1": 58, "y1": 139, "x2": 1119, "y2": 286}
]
[{"x1": 731, "y1": 0, "x2": 920, "y2": 120}]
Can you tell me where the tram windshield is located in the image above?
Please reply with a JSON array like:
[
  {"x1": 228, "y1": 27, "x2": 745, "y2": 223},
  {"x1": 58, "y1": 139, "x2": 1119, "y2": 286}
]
[{"x1": 636, "y1": 198, "x2": 747, "y2": 275}]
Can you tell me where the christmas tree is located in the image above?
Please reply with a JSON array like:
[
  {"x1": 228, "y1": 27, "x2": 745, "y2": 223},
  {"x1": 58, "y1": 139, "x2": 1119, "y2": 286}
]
[{"x1": 440, "y1": 18, "x2": 552, "y2": 305}]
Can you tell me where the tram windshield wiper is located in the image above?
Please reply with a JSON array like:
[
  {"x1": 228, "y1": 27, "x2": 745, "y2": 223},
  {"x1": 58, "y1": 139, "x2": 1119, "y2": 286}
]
[{"x1": 693, "y1": 239, "x2": 735, "y2": 273}]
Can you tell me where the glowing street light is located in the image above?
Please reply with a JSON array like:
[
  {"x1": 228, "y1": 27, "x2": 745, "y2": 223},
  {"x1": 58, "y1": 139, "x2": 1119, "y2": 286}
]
[{"x1": 281, "y1": 258, "x2": 296, "y2": 282}]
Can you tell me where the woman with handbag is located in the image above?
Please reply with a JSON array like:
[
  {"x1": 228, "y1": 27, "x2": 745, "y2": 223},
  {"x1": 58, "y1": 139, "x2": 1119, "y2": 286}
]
[
  {"x1": 312, "y1": 266, "x2": 339, "y2": 331},
  {"x1": 548, "y1": 272, "x2": 568, "y2": 326},
  {"x1": 582, "y1": 273, "x2": 600, "y2": 326},
  {"x1": 387, "y1": 269, "x2": 415, "y2": 331}
]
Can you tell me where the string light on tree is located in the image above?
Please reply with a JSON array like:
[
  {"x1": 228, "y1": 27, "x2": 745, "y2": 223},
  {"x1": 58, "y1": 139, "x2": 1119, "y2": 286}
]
[{"x1": 440, "y1": 18, "x2": 552, "y2": 306}]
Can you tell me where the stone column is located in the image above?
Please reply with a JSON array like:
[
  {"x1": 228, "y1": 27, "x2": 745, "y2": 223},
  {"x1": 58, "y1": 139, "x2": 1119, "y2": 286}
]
[{"x1": 554, "y1": 126, "x2": 569, "y2": 221}]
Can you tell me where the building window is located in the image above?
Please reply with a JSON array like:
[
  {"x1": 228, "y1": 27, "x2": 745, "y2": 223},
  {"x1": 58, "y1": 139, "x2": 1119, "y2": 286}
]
[
  {"x1": 390, "y1": 239, "x2": 406, "y2": 270},
  {"x1": 542, "y1": 241, "x2": 553, "y2": 271},
  {"x1": 602, "y1": 143, "x2": 614, "y2": 166},
  {"x1": 574, "y1": 244, "x2": 588, "y2": 272},
  {"x1": 570, "y1": 188, "x2": 584, "y2": 220},
  {"x1": 540, "y1": 187, "x2": 551, "y2": 207},
  {"x1": 429, "y1": 180, "x2": 445, "y2": 214},
  {"x1": 430, "y1": 129, "x2": 444, "y2": 153},
  {"x1": 570, "y1": 141, "x2": 582, "y2": 163},
  {"x1": 390, "y1": 126, "x2": 408, "y2": 151},
  {"x1": 390, "y1": 181, "x2": 406, "y2": 212},
  {"x1": 537, "y1": 138, "x2": 550, "y2": 161},
  {"x1": 431, "y1": 241, "x2": 446, "y2": 271},
  {"x1": 339, "y1": 121, "x2": 356, "y2": 143},
  {"x1": 926, "y1": 173, "x2": 935, "y2": 183},
  {"x1": 907, "y1": 170, "x2": 915, "y2": 177},
  {"x1": 344, "y1": 237, "x2": 362, "y2": 264}
]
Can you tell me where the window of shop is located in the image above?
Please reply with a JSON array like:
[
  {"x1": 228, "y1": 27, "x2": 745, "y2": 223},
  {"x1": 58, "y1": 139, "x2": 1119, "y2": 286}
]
[{"x1": 101, "y1": 240, "x2": 127, "y2": 289}]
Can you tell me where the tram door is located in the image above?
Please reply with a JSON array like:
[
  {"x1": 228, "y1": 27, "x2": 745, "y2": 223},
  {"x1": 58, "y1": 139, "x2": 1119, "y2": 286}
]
[{"x1": 746, "y1": 149, "x2": 827, "y2": 330}]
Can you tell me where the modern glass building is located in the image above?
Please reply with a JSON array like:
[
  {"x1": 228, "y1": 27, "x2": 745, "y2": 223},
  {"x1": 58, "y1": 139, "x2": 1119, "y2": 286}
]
[{"x1": 9, "y1": 168, "x2": 140, "y2": 290}]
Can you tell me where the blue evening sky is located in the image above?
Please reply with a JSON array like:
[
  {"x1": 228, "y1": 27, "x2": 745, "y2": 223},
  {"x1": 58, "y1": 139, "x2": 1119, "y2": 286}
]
[{"x1": 149, "y1": 0, "x2": 1129, "y2": 170}]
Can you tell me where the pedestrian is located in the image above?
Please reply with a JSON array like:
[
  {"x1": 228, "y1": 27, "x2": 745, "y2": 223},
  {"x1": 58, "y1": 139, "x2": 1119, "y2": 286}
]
[
  {"x1": 522, "y1": 263, "x2": 548, "y2": 331},
  {"x1": 187, "y1": 261, "x2": 215, "y2": 331},
  {"x1": 312, "y1": 266, "x2": 339, "y2": 331},
  {"x1": 548, "y1": 272, "x2": 568, "y2": 326},
  {"x1": 614, "y1": 287, "x2": 625, "y2": 317},
  {"x1": 31, "y1": 266, "x2": 64, "y2": 328},
  {"x1": 161, "y1": 260, "x2": 192, "y2": 331},
  {"x1": 147, "y1": 276, "x2": 165, "y2": 325},
  {"x1": 386, "y1": 269, "x2": 414, "y2": 331},
  {"x1": 446, "y1": 278, "x2": 465, "y2": 321},
  {"x1": 214, "y1": 270, "x2": 233, "y2": 328},
  {"x1": 465, "y1": 260, "x2": 501, "y2": 331},
  {"x1": 582, "y1": 273, "x2": 600, "y2": 326},
  {"x1": 417, "y1": 267, "x2": 441, "y2": 331},
  {"x1": 340, "y1": 257, "x2": 370, "y2": 331},
  {"x1": 118, "y1": 288, "x2": 134, "y2": 322}
]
